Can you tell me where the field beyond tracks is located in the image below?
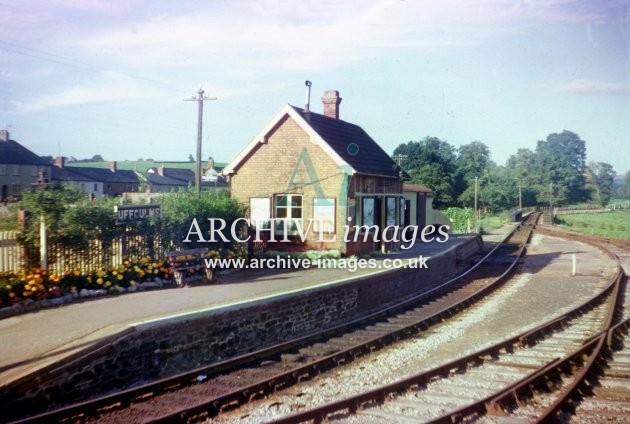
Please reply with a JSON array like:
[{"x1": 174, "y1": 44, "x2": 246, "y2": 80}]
[{"x1": 557, "y1": 210, "x2": 630, "y2": 239}]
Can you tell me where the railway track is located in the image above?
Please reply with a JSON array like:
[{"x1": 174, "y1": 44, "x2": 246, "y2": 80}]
[
  {"x1": 8, "y1": 215, "x2": 539, "y2": 423},
  {"x1": 238, "y1": 221, "x2": 625, "y2": 423}
]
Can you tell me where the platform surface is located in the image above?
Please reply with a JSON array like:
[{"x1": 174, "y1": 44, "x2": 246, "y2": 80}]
[{"x1": 0, "y1": 231, "x2": 493, "y2": 386}]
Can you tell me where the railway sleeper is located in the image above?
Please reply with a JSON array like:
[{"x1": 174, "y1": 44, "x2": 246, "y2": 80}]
[{"x1": 593, "y1": 385, "x2": 630, "y2": 400}]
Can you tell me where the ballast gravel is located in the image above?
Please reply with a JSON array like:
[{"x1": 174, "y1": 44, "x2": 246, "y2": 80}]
[{"x1": 211, "y1": 234, "x2": 618, "y2": 423}]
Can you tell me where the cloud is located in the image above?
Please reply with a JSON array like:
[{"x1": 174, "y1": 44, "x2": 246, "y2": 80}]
[
  {"x1": 62, "y1": 0, "x2": 616, "y2": 74},
  {"x1": 538, "y1": 79, "x2": 630, "y2": 95},
  {"x1": 15, "y1": 72, "x2": 165, "y2": 113}
]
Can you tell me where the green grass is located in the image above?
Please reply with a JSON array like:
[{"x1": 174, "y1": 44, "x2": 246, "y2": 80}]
[
  {"x1": 556, "y1": 211, "x2": 630, "y2": 240},
  {"x1": 66, "y1": 160, "x2": 227, "y2": 174},
  {"x1": 479, "y1": 215, "x2": 505, "y2": 232}
]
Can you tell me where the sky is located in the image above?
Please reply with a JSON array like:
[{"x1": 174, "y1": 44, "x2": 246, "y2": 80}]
[{"x1": 1, "y1": 0, "x2": 629, "y2": 174}]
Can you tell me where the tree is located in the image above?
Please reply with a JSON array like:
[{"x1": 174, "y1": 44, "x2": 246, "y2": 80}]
[
  {"x1": 393, "y1": 137, "x2": 457, "y2": 208},
  {"x1": 535, "y1": 130, "x2": 587, "y2": 205},
  {"x1": 455, "y1": 141, "x2": 492, "y2": 205},
  {"x1": 188, "y1": 154, "x2": 195, "y2": 162},
  {"x1": 19, "y1": 185, "x2": 85, "y2": 267},
  {"x1": 90, "y1": 154, "x2": 104, "y2": 162},
  {"x1": 586, "y1": 162, "x2": 616, "y2": 206},
  {"x1": 505, "y1": 148, "x2": 540, "y2": 206}
]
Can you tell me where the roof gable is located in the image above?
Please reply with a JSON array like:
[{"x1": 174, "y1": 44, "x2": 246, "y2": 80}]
[
  {"x1": 292, "y1": 106, "x2": 405, "y2": 178},
  {"x1": 223, "y1": 104, "x2": 405, "y2": 179}
]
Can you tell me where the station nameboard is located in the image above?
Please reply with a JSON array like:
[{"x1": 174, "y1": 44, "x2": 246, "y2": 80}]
[{"x1": 115, "y1": 204, "x2": 161, "y2": 224}]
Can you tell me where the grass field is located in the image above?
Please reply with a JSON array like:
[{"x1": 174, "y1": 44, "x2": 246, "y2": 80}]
[{"x1": 556, "y1": 211, "x2": 630, "y2": 240}]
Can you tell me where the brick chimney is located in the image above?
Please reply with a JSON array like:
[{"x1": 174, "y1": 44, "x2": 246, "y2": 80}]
[
  {"x1": 108, "y1": 161, "x2": 117, "y2": 172},
  {"x1": 55, "y1": 156, "x2": 65, "y2": 168},
  {"x1": 207, "y1": 157, "x2": 215, "y2": 170},
  {"x1": 321, "y1": 90, "x2": 342, "y2": 119},
  {"x1": 0, "y1": 130, "x2": 9, "y2": 142}
]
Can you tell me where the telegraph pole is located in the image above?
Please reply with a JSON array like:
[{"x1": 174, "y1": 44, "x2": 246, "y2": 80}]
[
  {"x1": 392, "y1": 154, "x2": 407, "y2": 167},
  {"x1": 185, "y1": 88, "x2": 217, "y2": 193}
]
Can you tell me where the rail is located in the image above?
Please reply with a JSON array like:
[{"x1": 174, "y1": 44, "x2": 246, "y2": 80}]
[{"x1": 9, "y1": 214, "x2": 539, "y2": 423}]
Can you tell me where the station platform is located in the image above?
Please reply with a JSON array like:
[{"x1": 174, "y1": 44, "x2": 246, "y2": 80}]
[{"x1": 0, "y1": 230, "x2": 505, "y2": 387}]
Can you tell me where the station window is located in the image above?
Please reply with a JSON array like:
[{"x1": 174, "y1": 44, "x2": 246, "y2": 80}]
[
  {"x1": 274, "y1": 194, "x2": 302, "y2": 234},
  {"x1": 362, "y1": 197, "x2": 375, "y2": 227},
  {"x1": 313, "y1": 197, "x2": 335, "y2": 233},
  {"x1": 399, "y1": 197, "x2": 406, "y2": 226},
  {"x1": 250, "y1": 197, "x2": 271, "y2": 229},
  {"x1": 386, "y1": 197, "x2": 397, "y2": 226}
]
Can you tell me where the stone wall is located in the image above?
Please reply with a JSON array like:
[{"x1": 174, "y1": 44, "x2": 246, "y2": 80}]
[{"x1": 1, "y1": 235, "x2": 482, "y2": 419}]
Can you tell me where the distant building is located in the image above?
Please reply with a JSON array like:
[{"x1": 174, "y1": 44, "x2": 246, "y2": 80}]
[
  {"x1": 0, "y1": 130, "x2": 52, "y2": 201},
  {"x1": 202, "y1": 157, "x2": 225, "y2": 183},
  {"x1": 145, "y1": 165, "x2": 228, "y2": 193},
  {"x1": 52, "y1": 157, "x2": 139, "y2": 197},
  {"x1": 223, "y1": 90, "x2": 409, "y2": 254},
  {"x1": 402, "y1": 183, "x2": 433, "y2": 227}
]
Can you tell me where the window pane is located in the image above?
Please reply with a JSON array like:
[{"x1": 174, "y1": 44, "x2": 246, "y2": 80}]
[
  {"x1": 291, "y1": 208, "x2": 302, "y2": 218},
  {"x1": 275, "y1": 195, "x2": 287, "y2": 207},
  {"x1": 291, "y1": 195, "x2": 302, "y2": 207},
  {"x1": 386, "y1": 197, "x2": 396, "y2": 226},
  {"x1": 276, "y1": 207, "x2": 287, "y2": 218},
  {"x1": 362, "y1": 198, "x2": 375, "y2": 226}
]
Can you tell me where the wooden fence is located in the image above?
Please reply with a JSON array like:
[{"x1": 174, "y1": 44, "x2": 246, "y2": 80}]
[
  {"x1": 0, "y1": 231, "x2": 25, "y2": 273},
  {"x1": 0, "y1": 228, "x2": 171, "y2": 274}
]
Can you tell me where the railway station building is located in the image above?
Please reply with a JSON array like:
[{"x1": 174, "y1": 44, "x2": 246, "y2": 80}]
[{"x1": 224, "y1": 90, "x2": 417, "y2": 255}]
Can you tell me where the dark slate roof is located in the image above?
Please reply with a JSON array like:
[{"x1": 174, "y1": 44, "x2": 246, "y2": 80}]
[
  {"x1": 291, "y1": 106, "x2": 408, "y2": 179},
  {"x1": 51, "y1": 166, "x2": 94, "y2": 182},
  {"x1": 0, "y1": 139, "x2": 50, "y2": 166},
  {"x1": 52, "y1": 166, "x2": 139, "y2": 184}
]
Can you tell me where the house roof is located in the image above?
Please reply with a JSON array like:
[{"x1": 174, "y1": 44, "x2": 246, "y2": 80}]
[
  {"x1": 51, "y1": 166, "x2": 138, "y2": 184},
  {"x1": 223, "y1": 104, "x2": 408, "y2": 179},
  {"x1": 0, "y1": 139, "x2": 50, "y2": 166},
  {"x1": 146, "y1": 167, "x2": 227, "y2": 187},
  {"x1": 403, "y1": 183, "x2": 433, "y2": 194},
  {"x1": 51, "y1": 166, "x2": 95, "y2": 182}
]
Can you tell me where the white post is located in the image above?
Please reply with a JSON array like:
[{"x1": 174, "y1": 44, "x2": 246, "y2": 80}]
[
  {"x1": 571, "y1": 253, "x2": 576, "y2": 276},
  {"x1": 40, "y1": 214, "x2": 47, "y2": 271}
]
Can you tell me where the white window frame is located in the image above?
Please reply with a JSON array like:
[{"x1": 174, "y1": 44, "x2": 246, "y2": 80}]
[{"x1": 274, "y1": 194, "x2": 302, "y2": 235}]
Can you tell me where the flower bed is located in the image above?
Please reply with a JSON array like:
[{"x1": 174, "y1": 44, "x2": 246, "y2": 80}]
[
  {"x1": 0, "y1": 256, "x2": 172, "y2": 310},
  {"x1": 0, "y1": 246, "x2": 248, "y2": 318}
]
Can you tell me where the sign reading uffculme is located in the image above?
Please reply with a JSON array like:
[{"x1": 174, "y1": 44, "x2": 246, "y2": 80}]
[{"x1": 115, "y1": 204, "x2": 161, "y2": 224}]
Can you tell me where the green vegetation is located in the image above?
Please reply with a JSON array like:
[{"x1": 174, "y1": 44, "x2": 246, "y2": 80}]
[
  {"x1": 443, "y1": 207, "x2": 509, "y2": 234},
  {"x1": 394, "y1": 130, "x2": 626, "y2": 212},
  {"x1": 15, "y1": 186, "x2": 245, "y2": 269},
  {"x1": 556, "y1": 211, "x2": 630, "y2": 240}
]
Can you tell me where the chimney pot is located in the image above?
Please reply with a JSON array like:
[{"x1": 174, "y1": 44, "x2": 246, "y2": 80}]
[
  {"x1": 0, "y1": 130, "x2": 9, "y2": 142},
  {"x1": 321, "y1": 90, "x2": 342, "y2": 119}
]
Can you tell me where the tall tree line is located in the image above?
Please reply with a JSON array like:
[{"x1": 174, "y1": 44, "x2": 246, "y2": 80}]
[{"x1": 393, "y1": 130, "x2": 621, "y2": 211}]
